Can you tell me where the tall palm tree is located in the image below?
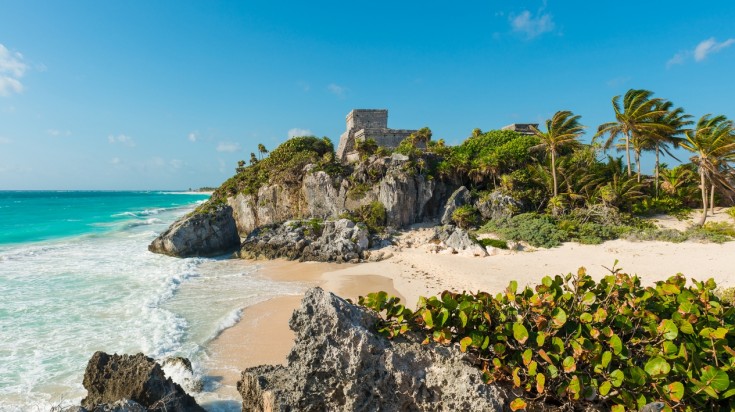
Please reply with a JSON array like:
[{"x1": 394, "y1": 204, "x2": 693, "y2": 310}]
[
  {"x1": 530, "y1": 110, "x2": 585, "y2": 197},
  {"x1": 679, "y1": 114, "x2": 735, "y2": 226},
  {"x1": 649, "y1": 103, "x2": 691, "y2": 196},
  {"x1": 595, "y1": 89, "x2": 671, "y2": 177},
  {"x1": 257, "y1": 143, "x2": 268, "y2": 160}
]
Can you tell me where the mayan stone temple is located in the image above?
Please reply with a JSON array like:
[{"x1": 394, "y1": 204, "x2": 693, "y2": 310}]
[{"x1": 336, "y1": 109, "x2": 417, "y2": 162}]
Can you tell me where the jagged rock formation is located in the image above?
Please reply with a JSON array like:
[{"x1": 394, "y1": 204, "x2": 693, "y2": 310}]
[
  {"x1": 148, "y1": 205, "x2": 240, "y2": 257},
  {"x1": 237, "y1": 287, "x2": 507, "y2": 411},
  {"x1": 435, "y1": 225, "x2": 488, "y2": 257},
  {"x1": 237, "y1": 218, "x2": 370, "y2": 263},
  {"x1": 79, "y1": 352, "x2": 204, "y2": 412},
  {"x1": 440, "y1": 186, "x2": 471, "y2": 225}
]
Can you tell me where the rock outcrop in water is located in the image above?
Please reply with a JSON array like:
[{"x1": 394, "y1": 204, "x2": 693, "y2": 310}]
[
  {"x1": 237, "y1": 218, "x2": 370, "y2": 263},
  {"x1": 237, "y1": 287, "x2": 507, "y2": 411},
  {"x1": 78, "y1": 351, "x2": 204, "y2": 412},
  {"x1": 148, "y1": 204, "x2": 240, "y2": 257}
]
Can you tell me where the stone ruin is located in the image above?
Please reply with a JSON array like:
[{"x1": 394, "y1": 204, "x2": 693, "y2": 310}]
[{"x1": 336, "y1": 109, "x2": 417, "y2": 162}]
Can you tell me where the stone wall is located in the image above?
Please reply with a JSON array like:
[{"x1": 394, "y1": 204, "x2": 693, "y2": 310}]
[{"x1": 336, "y1": 109, "x2": 417, "y2": 161}]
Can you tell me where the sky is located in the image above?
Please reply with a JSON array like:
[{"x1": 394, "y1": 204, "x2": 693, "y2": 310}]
[{"x1": 1, "y1": 1, "x2": 734, "y2": 190}]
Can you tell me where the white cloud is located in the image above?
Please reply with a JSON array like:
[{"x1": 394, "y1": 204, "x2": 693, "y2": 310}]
[
  {"x1": 0, "y1": 44, "x2": 27, "y2": 97},
  {"x1": 108, "y1": 134, "x2": 135, "y2": 147},
  {"x1": 110, "y1": 157, "x2": 122, "y2": 165},
  {"x1": 216, "y1": 141, "x2": 241, "y2": 152},
  {"x1": 288, "y1": 128, "x2": 312, "y2": 138},
  {"x1": 667, "y1": 37, "x2": 735, "y2": 67},
  {"x1": 47, "y1": 129, "x2": 71, "y2": 137},
  {"x1": 0, "y1": 136, "x2": 12, "y2": 144},
  {"x1": 694, "y1": 37, "x2": 735, "y2": 61},
  {"x1": 510, "y1": 10, "x2": 555, "y2": 39},
  {"x1": 188, "y1": 131, "x2": 198, "y2": 142},
  {"x1": 327, "y1": 83, "x2": 347, "y2": 97}
]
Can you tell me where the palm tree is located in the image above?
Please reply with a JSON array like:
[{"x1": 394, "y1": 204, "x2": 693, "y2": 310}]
[
  {"x1": 649, "y1": 103, "x2": 691, "y2": 196},
  {"x1": 679, "y1": 114, "x2": 735, "y2": 226},
  {"x1": 257, "y1": 143, "x2": 268, "y2": 160},
  {"x1": 530, "y1": 110, "x2": 585, "y2": 197},
  {"x1": 595, "y1": 89, "x2": 671, "y2": 178}
]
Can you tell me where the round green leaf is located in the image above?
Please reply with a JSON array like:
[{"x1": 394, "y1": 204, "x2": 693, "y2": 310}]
[
  {"x1": 551, "y1": 307, "x2": 567, "y2": 328},
  {"x1": 644, "y1": 356, "x2": 671, "y2": 378},
  {"x1": 459, "y1": 336, "x2": 473, "y2": 352},
  {"x1": 536, "y1": 373, "x2": 546, "y2": 393},
  {"x1": 664, "y1": 381, "x2": 685, "y2": 402},
  {"x1": 599, "y1": 380, "x2": 612, "y2": 396},
  {"x1": 610, "y1": 369, "x2": 624, "y2": 387},
  {"x1": 601, "y1": 351, "x2": 612, "y2": 368},
  {"x1": 658, "y1": 319, "x2": 678, "y2": 340},
  {"x1": 513, "y1": 322, "x2": 529, "y2": 344},
  {"x1": 701, "y1": 365, "x2": 730, "y2": 392},
  {"x1": 609, "y1": 334, "x2": 623, "y2": 355},
  {"x1": 510, "y1": 398, "x2": 527, "y2": 411},
  {"x1": 581, "y1": 291, "x2": 596, "y2": 305},
  {"x1": 563, "y1": 356, "x2": 576, "y2": 373}
]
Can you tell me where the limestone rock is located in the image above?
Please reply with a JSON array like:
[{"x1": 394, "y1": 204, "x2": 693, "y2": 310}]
[
  {"x1": 440, "y1": 186, "x2": 471, "y2": 225},
  {"x1": 162, "y1": 356, "x2": 203, "y2": 393},
  {"x1": 148, "y1": 205, "x2": 240, "y2": 258},
  {"x1": 476, "y1": 190, "x2": 521, "y2": 221},
  {"x1": 62, "y1": 399, "x2": 147, "y2": 412},
  {"x1": 81, "y1": 352, "x2": 204, "y2": 412},
  {"x1": 436, "y1": 225, "x2": 488, "y2": 257},
  {"x1": 237, "y1": 287, "x2": 507, "y2": 411},
  {"x1": 238, "y1": 219, "x2": 369, "y2": 263}
]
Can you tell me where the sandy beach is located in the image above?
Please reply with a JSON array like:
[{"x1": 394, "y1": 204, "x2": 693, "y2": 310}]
[{"x1": 204, "y1": 210, "x2": 735, "y2": 399}]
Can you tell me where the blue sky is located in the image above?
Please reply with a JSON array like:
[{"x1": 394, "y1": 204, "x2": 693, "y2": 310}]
[{"x1": 1, "y1": 1, "x2": 734, "y2": 190}]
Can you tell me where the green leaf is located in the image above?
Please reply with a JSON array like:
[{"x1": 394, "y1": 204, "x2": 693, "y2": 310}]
[
  {"x1": 563, "y1": 356, "x2": 576, "y2": 373},
  {"x1": 599, "y1": 380, "x2": 612, "y2": 396},
  {"x1": 644, "y1": 356, "x2": 671, "y2": 379},
  {"x1": 528, "y1": 361, "x2": 538, "y2": 376},
  {"x1": 679, "y1": 320, "x2": 694, "y2": 334},
  {"x1": 701, "y1": 365, "x2": 730, "y2": 392},
  {"x1": 513, "y1": 322, "x2": 529, "y2": 344},
  {"x1": 658, "y1": 319, "x2": 679, "y2": 340},
  {"x1": 422, "y1": 309, "x2": 434, "y2": 329},
  {"x1": 664, "y1": 381, "x2": 685, "y2": 402},
  {"x1": 611, "y1": 405, "x2": 625, "y2": 412},
  {"x1": 568, "y1": 375, "x2": 581, "y2": 397},
  {"x1": 581, "y1": 291, "x2": 596, "y2": 305},
  {"x1": 436, "y1": 308, "x2": 449, "y2": 328},
  {"x1": 459, "y1": 336, "x2": 473, "y2": 352},
  {"x1": 580, "y1": 313, "x2": 593, "y2": 323},
  {"x1": 610, "y1": 369, "x2": 624, "y2": 387},
  {"x1": 547, "y1": 364, "x2": 559, "y2": 378},
  {"x1": 609, "y1": 334, "x2": 623, "y2": 355},
  {"x1": 522, "y1": 349, "x2": 533, "y2": 366},
  {"x1": 551, "y1": 337, "x2": 564, "y2": 354},
  {"x1": 536, "y1": 373, "x2": 546, "y2": 393},
  {"x1": 601, "y1": 351, "x2": 612, "y2": 368},
  {"x1": 536, "y1": 332, "x2": 546, "y2": 347},
  {"x1": 458, "y1": 310, "x2": 468, "y2": 328},
  {"x1": 551, "y1": 307, "x2": 567, "y2": 328},
  {"x1": 508, "y1": 280, "x2": 518, "y2": 295},
  {"x1": 712, "y1": 327, "x2": 728, "y2": 340}
]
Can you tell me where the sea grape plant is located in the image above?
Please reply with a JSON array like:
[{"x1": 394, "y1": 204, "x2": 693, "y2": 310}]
[{"x1": 358, "y1": 266, "x2": 735, "y2": 411}]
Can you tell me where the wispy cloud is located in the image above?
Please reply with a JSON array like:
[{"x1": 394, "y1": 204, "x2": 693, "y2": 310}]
[
  {"x1": 47, "y1": 129, "x2": 72, "y2": 137},
  {"x1": 667, "y1": 37, "x2": 735, "y2": 68},
  {"x1": 0, "y1": 44, "x2": 27, "y2": 96},
  {"x1": 0, "y1": 136, "x2": 12, "y2": 144},
  {"x1": 327, "y1": 83, "x2": 347, "y2": 98},
  {"x1": 108, "y1": 134, "x2": 135, "y2": 147},
  {"x1": 288, "y1": 128, "x2": 312, "y2": 138},
  {"x1": 216, "y1": 141, "x2": 241, "y2": 153},
  {"x1": 510, "y1": 9, "x2": 555, "y2": 39},
  {"x1": 188, "y1": 131, "x2": 199, "y2": 142}
]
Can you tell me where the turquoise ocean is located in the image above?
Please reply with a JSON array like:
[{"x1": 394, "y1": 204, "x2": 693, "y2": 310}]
[{"x1": 0, "y1": 191, "x2": 302, "y2": 411}]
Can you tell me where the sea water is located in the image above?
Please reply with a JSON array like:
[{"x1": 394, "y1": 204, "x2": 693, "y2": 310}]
[{"x1": 0, "y1": 191, "x2": 303, "y2": 411}]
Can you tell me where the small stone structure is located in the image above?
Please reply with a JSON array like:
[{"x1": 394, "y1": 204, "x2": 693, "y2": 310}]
[
  {"x1": 336, "y1": 109, "x2": 417, "y2": 162},
  {"x1": 501, "y1": 123, "x2": 539, "y2": 135}
]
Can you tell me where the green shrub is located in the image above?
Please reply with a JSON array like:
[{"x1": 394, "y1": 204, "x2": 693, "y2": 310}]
[
  {"x1": 727, "y1": 208, "x2": 735, "y2": 221},
  {"x1": 482, "y1": 213, "x2": 567, "y2": 248},
  {"x1": 476, "y1": 238, "x2": 508, "y2": 249},
  {"x1": 360, "y1": 268, "x2": 735, "y2": 411},
  {"x1": 633, "y1": 197, "x2": 691, "y2": 220},
  {"x1": 452, "y1": 205, "x2": 480, "y2": 229},
  {"x1": 341, "y1": 201, "x2": 387, "y2": 234}
]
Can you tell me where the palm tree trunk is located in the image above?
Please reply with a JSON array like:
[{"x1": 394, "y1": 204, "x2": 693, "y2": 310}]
[
  {"x1": 698, "y1": 170, "x2": 708, "y2": 226},
  {"x1": 655, "y1": 144, "x2": 660, "y2": 198},
  {"x1": 551, "y1": 151, "x2": 558, "y2": 198},
  {"x1": 710, "y1": 184, "x2": 716, "y2": 215},
  {"x1": 635, "y1": 149, "x2": 641, "y2": 182},
  {"x1": 625, "y1": 133, "x2": 632, "y2": 177}
]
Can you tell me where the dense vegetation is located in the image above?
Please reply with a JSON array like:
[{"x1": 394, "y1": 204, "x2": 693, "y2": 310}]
[
  {"x1": 360, "y1": 267, "x2": 735, "y2": 411},
  {"x1": 200, "y1": 88, "x2": 735, "y2": 243}
]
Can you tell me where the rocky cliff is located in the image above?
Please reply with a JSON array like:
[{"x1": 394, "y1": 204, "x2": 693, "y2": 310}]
[
  {"x1": 150, "y1": 153, "x2": 457, "y2": 258},
  {"x1": 237, "y1": 287, "x2": 508, "y2": 411}
]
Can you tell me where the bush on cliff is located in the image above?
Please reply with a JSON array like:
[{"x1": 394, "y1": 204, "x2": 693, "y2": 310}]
[{"x1": 360, "y1": 267, "x2": 735, "y2": 411}]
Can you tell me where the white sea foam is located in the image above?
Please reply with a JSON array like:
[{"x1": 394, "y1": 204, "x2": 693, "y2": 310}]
[{"x1": 0, "y1": 204, "x2": 298, "y2": 411}]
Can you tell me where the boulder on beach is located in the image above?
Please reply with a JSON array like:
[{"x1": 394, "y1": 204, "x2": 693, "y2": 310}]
[
  {"x1": 237, "y1": 287, "x2": 507, "y2": 411},
  {"x1": 148, "y1": 204, "x2": 240, "y2": 258},
  {"x1": 80, "y1": 351, "x2": 205, "y2": 412}
]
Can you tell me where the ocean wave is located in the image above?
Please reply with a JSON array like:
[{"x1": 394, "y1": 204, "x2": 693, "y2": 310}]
[{"x1": 209, "y1": 308, "x2": 244, "y2": 341}]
